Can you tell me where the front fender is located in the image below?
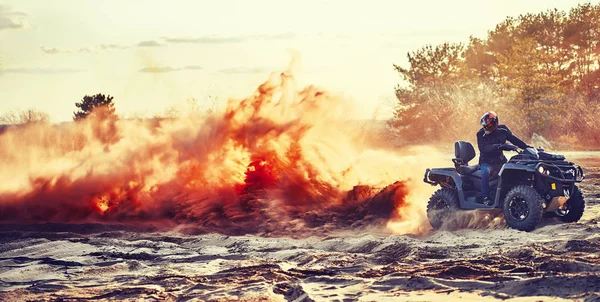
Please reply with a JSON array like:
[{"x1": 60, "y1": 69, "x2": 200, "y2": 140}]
[
  {"x1": 496, "y1": 164, "x2": 536, "y2": 205},
  {"x1": 499, "y1": 163, "x2": 536, "y2": 175}
]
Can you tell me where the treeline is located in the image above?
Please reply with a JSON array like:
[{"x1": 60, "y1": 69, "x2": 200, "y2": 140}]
[{"x1": 389, "y1": 3, "x2": 600, "y2": 150}]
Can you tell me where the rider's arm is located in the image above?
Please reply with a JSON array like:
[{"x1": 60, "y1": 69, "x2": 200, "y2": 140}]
[
  {"x1": 477, "y1": 131, "x2": 500, "y2": 153},
  {"x1": 506, "y1": 130, "x2": 531, "y2": 149}
]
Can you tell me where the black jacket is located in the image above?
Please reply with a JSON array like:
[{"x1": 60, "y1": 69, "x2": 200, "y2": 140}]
[{"x1": 477, "y1": 125, "x2": 530, "y2": 164}]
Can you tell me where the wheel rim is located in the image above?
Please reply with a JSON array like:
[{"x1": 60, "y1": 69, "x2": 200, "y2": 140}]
[
  {"x1": 508, "y1": 196, "x2": 529, "y2": 221},
  {"x1": 432, "y1": 198, "x2": 450, "y2": 222}
]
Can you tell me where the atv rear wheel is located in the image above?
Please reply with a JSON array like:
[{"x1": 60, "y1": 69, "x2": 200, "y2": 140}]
[
  {"x1": 503, "y1": 185, "x2": 544, "y2": 232},
  {"x1": 427, "y1": 188, "x2": 459, "y2": 230},
  {"x1": 555, "y1": 186, "x2": 585, "y2": 223}
]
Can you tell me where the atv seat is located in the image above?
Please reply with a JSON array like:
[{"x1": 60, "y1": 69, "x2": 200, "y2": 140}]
[
  {"x1": 453, "y1": 141, "x2": 479, "y2": 175},
  {"x1": 459, "y1": 164, "x2": 480, "y2": 175}
]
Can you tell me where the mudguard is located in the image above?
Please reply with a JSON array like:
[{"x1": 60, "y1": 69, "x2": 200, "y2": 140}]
[
  {"x1": 424, "y1": 168, "x2": 467, "y2": 204},
  {"x1": 425, "y1": 168, "x2": 463, "y2": 187}
]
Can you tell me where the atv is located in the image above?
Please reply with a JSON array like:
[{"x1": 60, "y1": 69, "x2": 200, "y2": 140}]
[{"x1": 423, "y1": 141, "x2": 585, "y2": 232}]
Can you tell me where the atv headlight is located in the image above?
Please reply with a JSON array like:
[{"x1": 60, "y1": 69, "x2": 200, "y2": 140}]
[{"x1": 537, "y1": 166, "x2": 551, "y2": 175}]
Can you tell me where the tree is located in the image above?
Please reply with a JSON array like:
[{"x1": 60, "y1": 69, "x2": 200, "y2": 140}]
[
  {"x1": 463, "y1": 36, "x2": 497, "y2": 82},
  {"x1": 0, "y1": 109, "x2": 50, "y2": 125},
  {"x1": 519, "y1": 10, "x2": 571, "y2": 87},
  {"x1": 394, "y1": 42, "x2": 465, "y2": 89},
  {"x1": 495, "y1": 36, "x2": 563, "y2": 136},
  {"x1": 73, "y1": 93, "x2": 116, "y2": 120},
  {"x1": 564, "y1": 3, "x2": 600, "y2": 100},
  {"x1": 389, "y1": 3, "x2": 600, "y2": 148},
  {"x1": 390, "y1": 42, "x2": 490, "y2": 143}
]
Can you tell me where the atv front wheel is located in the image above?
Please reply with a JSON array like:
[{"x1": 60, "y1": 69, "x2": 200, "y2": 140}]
[
  {"x1": 427, "y1": 188, "x2": 459, "y2": 229},
  {"x1": 502, "y1": 185, "x2": 544, "y2": 232},
  {"x1": 555, "y1": 186, "x2": 585, "y2": 223}
]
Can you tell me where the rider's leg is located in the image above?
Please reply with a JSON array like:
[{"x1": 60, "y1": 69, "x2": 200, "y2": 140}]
[{"x1": 480, "y1": 163, "x2": 492, "y2": 202}]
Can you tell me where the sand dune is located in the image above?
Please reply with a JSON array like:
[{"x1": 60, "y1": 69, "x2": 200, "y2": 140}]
[
  {"x1": 1, "y1": 206, "x2": 599, "y2": 301},
  {"x1": 1, "y1": 158, "x2": 599, "y2": 302}
]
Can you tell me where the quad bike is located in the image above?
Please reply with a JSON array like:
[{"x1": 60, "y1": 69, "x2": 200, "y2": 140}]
[{"x1": 423, "y1": 141, "x2": 585, "y2": 232}]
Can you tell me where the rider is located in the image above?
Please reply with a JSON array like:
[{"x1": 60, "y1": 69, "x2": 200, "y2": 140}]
[{"x1": 477, "y1": 111, "x2": 531, "y2": 205}]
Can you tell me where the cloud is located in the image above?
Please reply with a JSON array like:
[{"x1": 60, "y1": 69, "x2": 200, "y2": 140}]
[
  {"x1": 40, "y1": 32, "x2": 296, "y2": 55},
  {"x1": 1, "y1": 68, "x2": 85, "y2": 74},
  {"x1": 98, "y1": 44, "x2": 129, "y2": 50},
  {"x1": 0, "y1": 5, "x2": 28, "y2": 30},
  {"x1": 137, "y1": 40, "x2": 166, "y2": 47},
  {"x1": 40, "y1": 46, "x2": 71, "y2": 54},
  {"x1": 138, "y1": 65, "x2": 203, "y2": 73},
  {"x1": 183, "y1": 65, "x2": 203, "y2": 70},
  {"x1": 139, "y1": 66, "x2": 178, "y2": 73},
  {"x1": 40, "y1": 44, "x2": 130, "y2": 54},
  {"x1": 163, "y1": 32, "x2": 295, "y2": 44},
  {"x1": 164, "y1": 36, "x2": 243, "y2": 44},
  {"x1": 217, "y1": 67, "x2": 268, "y2": 74}
]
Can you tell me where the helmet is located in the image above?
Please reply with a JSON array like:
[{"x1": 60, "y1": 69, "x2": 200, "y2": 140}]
[{"x1": 480, "y1": 111, "x2": 498, "y2": 134}]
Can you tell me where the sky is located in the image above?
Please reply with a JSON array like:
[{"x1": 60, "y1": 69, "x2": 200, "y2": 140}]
[{"x1": 0, "y1": 0, "x2": 596, "y2": 122}]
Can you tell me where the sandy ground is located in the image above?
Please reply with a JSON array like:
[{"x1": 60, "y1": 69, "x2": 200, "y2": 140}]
[{"x1": 1, "y1": 157, "x2": 599, "y2": 302}]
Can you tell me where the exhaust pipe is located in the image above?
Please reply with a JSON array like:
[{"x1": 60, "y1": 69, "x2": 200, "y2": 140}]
[{"x1": 545, "y1": 196, "x2": 568, "y2": 212}]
